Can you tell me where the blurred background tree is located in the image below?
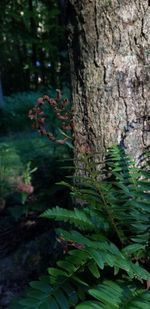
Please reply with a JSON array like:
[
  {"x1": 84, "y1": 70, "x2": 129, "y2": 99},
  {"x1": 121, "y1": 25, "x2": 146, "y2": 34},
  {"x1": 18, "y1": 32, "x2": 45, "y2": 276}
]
[{"x1": 0, "y1": 0, "x2": 70, "y2": 97}]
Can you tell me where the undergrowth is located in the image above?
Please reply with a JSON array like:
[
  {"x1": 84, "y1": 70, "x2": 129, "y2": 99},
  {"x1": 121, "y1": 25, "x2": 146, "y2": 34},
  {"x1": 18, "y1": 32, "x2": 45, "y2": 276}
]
[
  {"x1": 10, "y1": 146, "x2": 150, "y2": 308},
  {"x1": 0, "y1": 87, "x2": 70, "y2": 134}
]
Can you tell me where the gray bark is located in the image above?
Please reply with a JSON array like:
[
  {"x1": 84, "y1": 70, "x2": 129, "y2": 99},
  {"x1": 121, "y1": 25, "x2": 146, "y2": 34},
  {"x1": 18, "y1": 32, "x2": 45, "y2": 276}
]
[{"x1": 67, "y1": 0, "x2": 150, "y2": 163}]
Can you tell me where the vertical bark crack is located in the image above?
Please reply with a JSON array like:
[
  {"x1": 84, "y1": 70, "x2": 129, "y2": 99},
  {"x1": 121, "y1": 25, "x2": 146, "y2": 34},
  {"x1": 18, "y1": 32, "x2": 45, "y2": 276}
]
[
  {"x1": 141, "y1": 17, "x2": 147, "y2": 40},
  {"x1": 94, "y1": 0, "x2": 100, "y2": 67}
]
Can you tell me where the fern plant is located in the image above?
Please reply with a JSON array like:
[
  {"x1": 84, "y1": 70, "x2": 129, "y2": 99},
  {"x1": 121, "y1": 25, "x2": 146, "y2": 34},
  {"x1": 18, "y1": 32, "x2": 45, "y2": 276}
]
[
  {"x1": 10, "y1": 145, "x2": 150, "y2": 309},
  {"x1": 76, "y1": 280, "x2": 150, "y2": 309}
]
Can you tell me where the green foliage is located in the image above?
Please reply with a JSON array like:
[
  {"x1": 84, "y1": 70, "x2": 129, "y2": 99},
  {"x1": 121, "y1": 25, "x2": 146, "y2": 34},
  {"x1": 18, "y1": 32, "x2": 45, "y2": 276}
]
[
  {"x1": 1, "y1": 91, "x2": 42, "y2": 133},
  {"x1": 11, "y1": 146, "x2": 150, "y2": 308},
  {"x1": 77, "y1": 280, "x2": 150, "y2": 309},
  {"x1": 0, "y1": 127, "x2": 72, "y2": 220},
  {"x1": 0, "y1": 88, "x2": 71, "y2": 134},
  {"x1": 0, "y1": 143, "x2": 23, "y2": 198},
  {"x1": 41, "y1": 206, "x2": 95, "y2": 231},
  {"x1": 0, "y1": 0, "x2": 68, "y2": 92},
  {"x1": 8, "y1": 161, "x2": 37, "y2": 219}
]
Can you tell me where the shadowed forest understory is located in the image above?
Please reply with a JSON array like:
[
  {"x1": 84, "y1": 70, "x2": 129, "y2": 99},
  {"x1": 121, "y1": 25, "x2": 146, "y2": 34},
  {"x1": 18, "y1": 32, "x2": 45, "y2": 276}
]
[{"x1": 1, "y1": 1, "x2": 150, "y2": 308}]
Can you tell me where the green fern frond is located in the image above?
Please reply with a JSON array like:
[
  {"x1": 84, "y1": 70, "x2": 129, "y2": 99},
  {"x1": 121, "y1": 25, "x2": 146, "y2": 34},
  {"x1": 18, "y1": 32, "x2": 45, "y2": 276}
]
[
  {"x1": 122, "y1": 243, "x2": 146, "y2": 257},
  {"x1": 76, "y1": 280, "x2": 150, "y2": 309},
  {"x1": 11, "y1": 275, "x2": 80, "y2": 309},
  {"x1": 40, "y1": 206, "x2": 95, "y2": 231},
  {"x1": 48, "y1": 249, "x2": 89, "y2": 283},
  {"x1": 57, "y1": 230, "x2": 150, "y2": 281},
  {"x1": 11, "y1": 145, "x2": 150, "y2": 309},
  {"x1": 104, "y1": 146, "x2": 150, "y2": 245}
]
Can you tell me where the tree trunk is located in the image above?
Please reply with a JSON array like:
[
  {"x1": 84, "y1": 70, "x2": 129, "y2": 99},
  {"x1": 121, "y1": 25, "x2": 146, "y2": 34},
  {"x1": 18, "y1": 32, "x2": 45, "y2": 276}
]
[
  {"x1": 28, "y1": 0, "x2": 38, "y2": 88},
  {"x1": 67, "y1": 0, "x2": 150, "y2": 163}
]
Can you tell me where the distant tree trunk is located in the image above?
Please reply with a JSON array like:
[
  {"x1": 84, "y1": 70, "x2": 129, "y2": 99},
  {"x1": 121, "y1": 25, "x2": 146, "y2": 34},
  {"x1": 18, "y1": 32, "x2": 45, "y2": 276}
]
[
  {"x1": 28, "y1": 0, "x2": 38, "y2": 88},
  {"x1": 0, "y1": 75, "x2": 4, "y2": 109},
  {"x1": 67, "y1": 0, "x2": 150, "y2": 163}
]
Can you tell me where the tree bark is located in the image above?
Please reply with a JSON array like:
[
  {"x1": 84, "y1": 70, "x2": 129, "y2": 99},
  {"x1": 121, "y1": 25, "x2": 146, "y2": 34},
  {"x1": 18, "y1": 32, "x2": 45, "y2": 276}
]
[{"x1": 67, "y1": 0, "x2": 150, "y2": 163}]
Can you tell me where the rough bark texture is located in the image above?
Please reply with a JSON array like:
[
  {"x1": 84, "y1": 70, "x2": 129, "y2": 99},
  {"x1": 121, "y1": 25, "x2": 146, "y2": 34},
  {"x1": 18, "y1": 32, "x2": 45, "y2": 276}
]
[{"x1": 67, "y1": 0, "x2": 150, "y2": 163}]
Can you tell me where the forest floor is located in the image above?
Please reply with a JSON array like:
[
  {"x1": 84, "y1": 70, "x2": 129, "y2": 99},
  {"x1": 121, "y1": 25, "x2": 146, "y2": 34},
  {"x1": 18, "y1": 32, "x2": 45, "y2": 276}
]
[{"x1": 0, "y1": 214, "x2": 62, "y2": 308}]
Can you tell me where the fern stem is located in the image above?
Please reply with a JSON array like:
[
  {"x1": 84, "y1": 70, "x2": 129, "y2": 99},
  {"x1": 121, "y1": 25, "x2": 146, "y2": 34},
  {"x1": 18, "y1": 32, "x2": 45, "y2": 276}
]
[
  {"x1": 95, "y1": 184, "x2": 124, "y2": 246},
  {"x1": 81, "y1": 155, "x2": 125, "y2": 246}
]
